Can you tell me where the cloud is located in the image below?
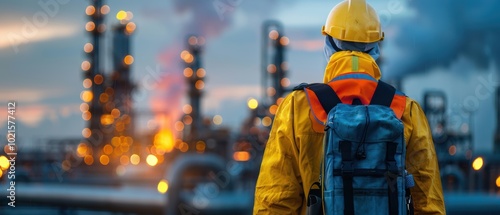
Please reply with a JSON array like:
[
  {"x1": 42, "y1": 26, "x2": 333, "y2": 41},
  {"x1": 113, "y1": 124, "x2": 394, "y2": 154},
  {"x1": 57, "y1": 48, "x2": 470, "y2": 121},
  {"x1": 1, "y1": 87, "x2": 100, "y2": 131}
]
[
  {"x1": 0, "y1": 88, "x2": 67, "y2": 103},
  {"x1": 0, "y1": 24, "x2": 78, "y2": 51}
]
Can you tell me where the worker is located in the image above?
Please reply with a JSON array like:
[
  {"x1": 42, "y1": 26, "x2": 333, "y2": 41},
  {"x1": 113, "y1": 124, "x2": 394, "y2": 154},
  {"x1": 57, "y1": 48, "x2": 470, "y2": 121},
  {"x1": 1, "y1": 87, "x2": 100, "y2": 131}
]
[{"x1": 253, "y1": 0, "x2": 445, "y2": 214}]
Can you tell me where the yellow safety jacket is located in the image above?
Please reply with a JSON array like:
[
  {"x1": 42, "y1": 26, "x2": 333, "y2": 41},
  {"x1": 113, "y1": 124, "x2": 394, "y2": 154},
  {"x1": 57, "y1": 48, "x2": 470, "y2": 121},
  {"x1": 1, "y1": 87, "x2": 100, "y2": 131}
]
[{"x1": 254, "y1": 51, "x2": 445, "y2": 215}]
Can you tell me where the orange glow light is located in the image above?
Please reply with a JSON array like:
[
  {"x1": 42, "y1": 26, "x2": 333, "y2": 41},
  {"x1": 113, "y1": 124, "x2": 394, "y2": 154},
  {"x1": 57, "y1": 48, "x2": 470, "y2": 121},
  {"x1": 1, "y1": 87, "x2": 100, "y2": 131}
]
[
  {"x1": 85, "y1": 21, "x2": 95, "y2": 32},
  {"x1": 124, "y1": 55, "x2": 134, "y2": 65},
  {"x1": 269, "y1": 105, "x2": 278, "y2": 115},
  {"x1": 84, "y1": 155, "x2": 94, "y2": 165},
  {"x1": 269, "y1": 30, "x2": 279, "y2": 40},
  {"x1": 233, "y1": 151, "x2": 250, "y2": 162},
  {"x1": 80, "y1": 103, "x2": 89, "y2": 112},
  {"x1": 262, "y1": 116, "x2": 273, "y2": 127},
  {"x1": 195, "y1": 80, "x2": 204, "y2": 90},
  {"x1": 103, "y1": 144, "x2": 113, "y2": 155},
  {"x1": 448, "y1": 145, "x2": 457, "y2": 156},
  {"x1": 183, "y1": 68, "x2": 193, "y2": 78},
  {"x1": 120, "y1": 155, "x2": 129, "y2": 165},
  {"x1": 183, "y1": 104, "x2": 192, "y2": 114},
  {"x1": 188, "y1": 36, "x2": 198, "y2": 46},
  {"x1": 85, "y1": 6, "x2": 95, "y2": 16},
  {"x1": 83, "y1": 78, "x2": 92, "y2": 88},
  {"x1": 281, "y1": 78, "x2": 290, "y2": 87},
  {"x1": 101, "y1": 114, "x2": 114, "y2": 126},
  {"x1": 82, "y1": 111, "x2": 92, "y2": 121},
  {"x1": 174, "y1": 121, "x2": 184, "y2": 131},
  {"x1": 81, "y1": 61, "x2": 91, "y2": 71},
  {"x1": 196, "y1": 68, "x2": 206, "y2": 78},
  {"x1": 111, "y1": 108, "x2": 121, "y2": 118},
  {"x1": 100, "y1": 155, "x2": 110, "y2": 165},
  {"x1": 0, "y1": 156, "x2": 10, "y2": 170},
  {"x1": 179, "y1": 142, "x2": 189, "y2": 152},
  {"x1": 100, "y1": 5, "x2": 110, "y2": 15},
  {"x1": 125, "y1": 22, "x2": 136, "y2": 34},
  {"x1": 267, "y1": 87, "x2": 276, "y2": 97},
  {"x1": 183, "y1": 115, "x2": 193, "y2": 125},
  {"x1": 280, "y1": 36, "x2": 290, "y2": 46},
  {"x1": 267, "y1": 64, "x2": 276, "y2": 73},
  {"x1": 196, "y1": 141, "x2": 206, "y2": 152},
  {"x1": 84, "y1": 43, "x2": 93, "y2": 53},
  {"x1": 496, "y1": 176, "x2": 500, "y2": 188},
  {"x1": 76, "y1": 143, "x2": 88, "y2": 157},
  {"x1": 99, "y1": 93, "x2": 109, "y2": 103},
  {"x1": 94, "y1": 74, "x2": 104, "y2": 85},
  {"x1": 82, "y1": 128, "x2": 91, "y2": 138}
]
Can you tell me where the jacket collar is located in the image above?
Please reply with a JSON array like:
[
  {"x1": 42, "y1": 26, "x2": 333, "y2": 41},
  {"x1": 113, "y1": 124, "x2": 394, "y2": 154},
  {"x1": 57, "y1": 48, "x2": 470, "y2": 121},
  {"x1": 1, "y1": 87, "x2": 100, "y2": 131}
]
[{"x1": 323, "y1": 51, "x2": 382, "y2": 83}]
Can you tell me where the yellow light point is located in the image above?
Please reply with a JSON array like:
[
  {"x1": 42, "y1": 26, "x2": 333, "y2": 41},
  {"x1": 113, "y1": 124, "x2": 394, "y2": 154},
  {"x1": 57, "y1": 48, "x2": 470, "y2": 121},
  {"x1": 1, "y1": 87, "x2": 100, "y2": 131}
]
[
  {"x1": 280, "y1": 36, "x2": 290, "y2": 46},
  {"x1": 472, "y1": 157, "x2": 484, "y2": 171},
  {"x1": 154, "y1": 129, "x2": 175, "y2": 153},
  {"x1": 100, "y1": 5, "x2": 110, "y2": 15},
  {"x1": 183, "y1": 68, "x2": 193, "y2": 78},
  {"x1": 267, "y1": 87, "x2": 276, "y2": 97},
  {"x1": 496, "y1": 176, "x2": 500, "y2": 188},
  {"x1": 124, "y1": 55, "x2": 134, "y2": 65},
  {"x1": 85, "y1": 21, "x2": 95, "y2": 32},
  {"x1": 103, "y1": 144, "x2": 113, "y2": 155},
  {"x1": 76, "y1": 143, "x2": 88, "y2": 157},
  {"x1": 157, "y1": 179, "x2": 169, "y2": 194},
  {"x1": 267, "y1": 64, "x2": 276, "y2": 73},
  {"x1": 281, "y1": 78, "x2": 290, "y2": 87},
  {"x1": 183, "y1": 104, "x2": 192, "y2": 114},
  {"x1": 100, "y1": 114, "x2": 114, "y2": 126},
  {"x1": 84, "y1": 155, "x2": 94, "y2": 165},
  {"x1": 247, "y1": 98, "x2": 259, "y2": 110},
  {"x1": 85, "y1": 6, "x2": 95, "y2": 16},
  {"x1": 183, "y1": 115, "x2": 193, "y2": 125},
  {"x1": 116, "y1": 10, "x2": 127, "y2": 20},
  {"x1": 269, "y1": 105, "x2": 278, "y2": 115},
  {"x1": 82, "y1": 128, "x2": 91, "y2": 138},
  {"x1": 120, "y1": 155, "x2": 129, "y2": 165},
  {"x1": 100, "y1": 155, "x2": 110, "y2": 165},
  {"x1": 196, "y1": 68, "x2": 206, "y2": 78},
  {"x1": 174, "y1": 121, "x2": 184, "y2": 131},
  {"x1": 130, "y1": 154, "x2": 140, "y2": 165},
  {"x1": 213, "y1": 115, "x2": 223, "y2": 125},
  {"x1": 111, "y1": 108, "x2": 121, "y2": 118},
  {"x1": 80, "y1": 103, "x2": 89, "y2": 112},
  {"x1": 269, "y1": 30, "x2": 279, "y2": 40},
  {"x1": 126, "y1": 11, "x2": 133, "y2": 20},
  {"x1": 125, "y1": 22, "x2": 136, "y2": 34},
  {"x1": 0, "y1": 156, "x2": 10, "y2": 170},
  {"x1": 83, "y1": 78, "x2": 92, "y2": 88},
  {"x1": 262, "y1": 116, "x2": 273, "y2": 127},
  {"x1": 84, "y1": 43, "x2": 93, "y2": 53},
  {"x1": 195, "y1": 80, "x2": 205, "y2": 90},
  {"x1": 82, "y1": 111, "x2": 91, "y2": 121},
  {"x1": 94, "y1": 74, "x2": 104, "y2": 85},
  {"x1": 146, "y1": 154, "x2": 158, "y2": 166},
  {"x1": 81, "y1": 61, "x2": 91, "y2": 71},
  {"x1": 233, "y1": 151, "x2": 250, "y2": 162}
]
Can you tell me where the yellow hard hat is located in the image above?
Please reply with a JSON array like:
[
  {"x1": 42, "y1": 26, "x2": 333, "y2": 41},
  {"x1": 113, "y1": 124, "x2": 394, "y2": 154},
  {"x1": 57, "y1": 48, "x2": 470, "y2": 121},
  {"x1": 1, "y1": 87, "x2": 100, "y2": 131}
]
[{"x1": 322, "y1": 0, "x2": 384, "y2": 43}]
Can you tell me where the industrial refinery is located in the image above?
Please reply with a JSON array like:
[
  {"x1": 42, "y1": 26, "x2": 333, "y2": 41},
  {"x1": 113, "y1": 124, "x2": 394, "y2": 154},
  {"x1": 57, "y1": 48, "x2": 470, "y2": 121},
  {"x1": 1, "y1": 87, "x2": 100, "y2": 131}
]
[{"x1": 0, "y1": 0, "x2": 500, "y2": 214}]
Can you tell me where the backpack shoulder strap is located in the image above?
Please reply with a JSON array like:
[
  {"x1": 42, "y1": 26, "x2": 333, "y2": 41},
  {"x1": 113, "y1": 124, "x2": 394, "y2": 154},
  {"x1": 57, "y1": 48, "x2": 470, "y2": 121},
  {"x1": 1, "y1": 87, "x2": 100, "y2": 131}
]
[
  {"x1": 307, "y1": 83, "x2": 342, "y2": 114},
  {"x1": 370, "y1": 80, "x2": 396, "y2": 107}
]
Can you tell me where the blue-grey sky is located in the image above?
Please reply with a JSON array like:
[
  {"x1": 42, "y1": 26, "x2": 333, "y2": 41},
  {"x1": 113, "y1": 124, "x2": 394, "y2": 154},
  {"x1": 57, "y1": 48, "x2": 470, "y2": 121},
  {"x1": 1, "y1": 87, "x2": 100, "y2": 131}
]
[{"x1": 0, "y1": 0, "x2": 498, "y2": 153}]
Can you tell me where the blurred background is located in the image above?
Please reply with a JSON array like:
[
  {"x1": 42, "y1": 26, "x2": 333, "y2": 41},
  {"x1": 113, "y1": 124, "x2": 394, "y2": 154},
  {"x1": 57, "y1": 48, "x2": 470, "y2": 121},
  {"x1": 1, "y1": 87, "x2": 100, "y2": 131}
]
[{"x1": 0, "y1": 0, "x2": 499, "y2": 214}]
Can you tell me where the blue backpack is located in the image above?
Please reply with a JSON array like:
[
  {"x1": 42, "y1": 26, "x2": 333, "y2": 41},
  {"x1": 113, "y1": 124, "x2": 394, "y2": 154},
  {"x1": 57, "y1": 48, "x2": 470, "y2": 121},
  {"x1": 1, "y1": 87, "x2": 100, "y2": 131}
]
[{"x1": 299, "y1": 81, "x2": 414, "y2": 215}]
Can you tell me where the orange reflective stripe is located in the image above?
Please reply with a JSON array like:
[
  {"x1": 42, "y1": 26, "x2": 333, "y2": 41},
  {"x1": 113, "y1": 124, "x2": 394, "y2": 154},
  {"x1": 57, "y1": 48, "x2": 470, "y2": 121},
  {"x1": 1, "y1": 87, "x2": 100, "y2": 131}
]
[
  {"x1": 304, "y1": 78, "x2": 407, "y2": 124},
  {"x1": 305, "y1": 88, "x2": 329, "y2": 124}
]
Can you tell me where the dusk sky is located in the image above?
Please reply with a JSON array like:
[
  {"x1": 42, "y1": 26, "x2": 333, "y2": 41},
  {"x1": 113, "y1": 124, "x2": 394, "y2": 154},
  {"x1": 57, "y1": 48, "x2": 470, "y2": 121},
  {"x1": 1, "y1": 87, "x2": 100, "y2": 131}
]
[{"x1": 1, "y1": 0, "x2": 498, "y2": 152}]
